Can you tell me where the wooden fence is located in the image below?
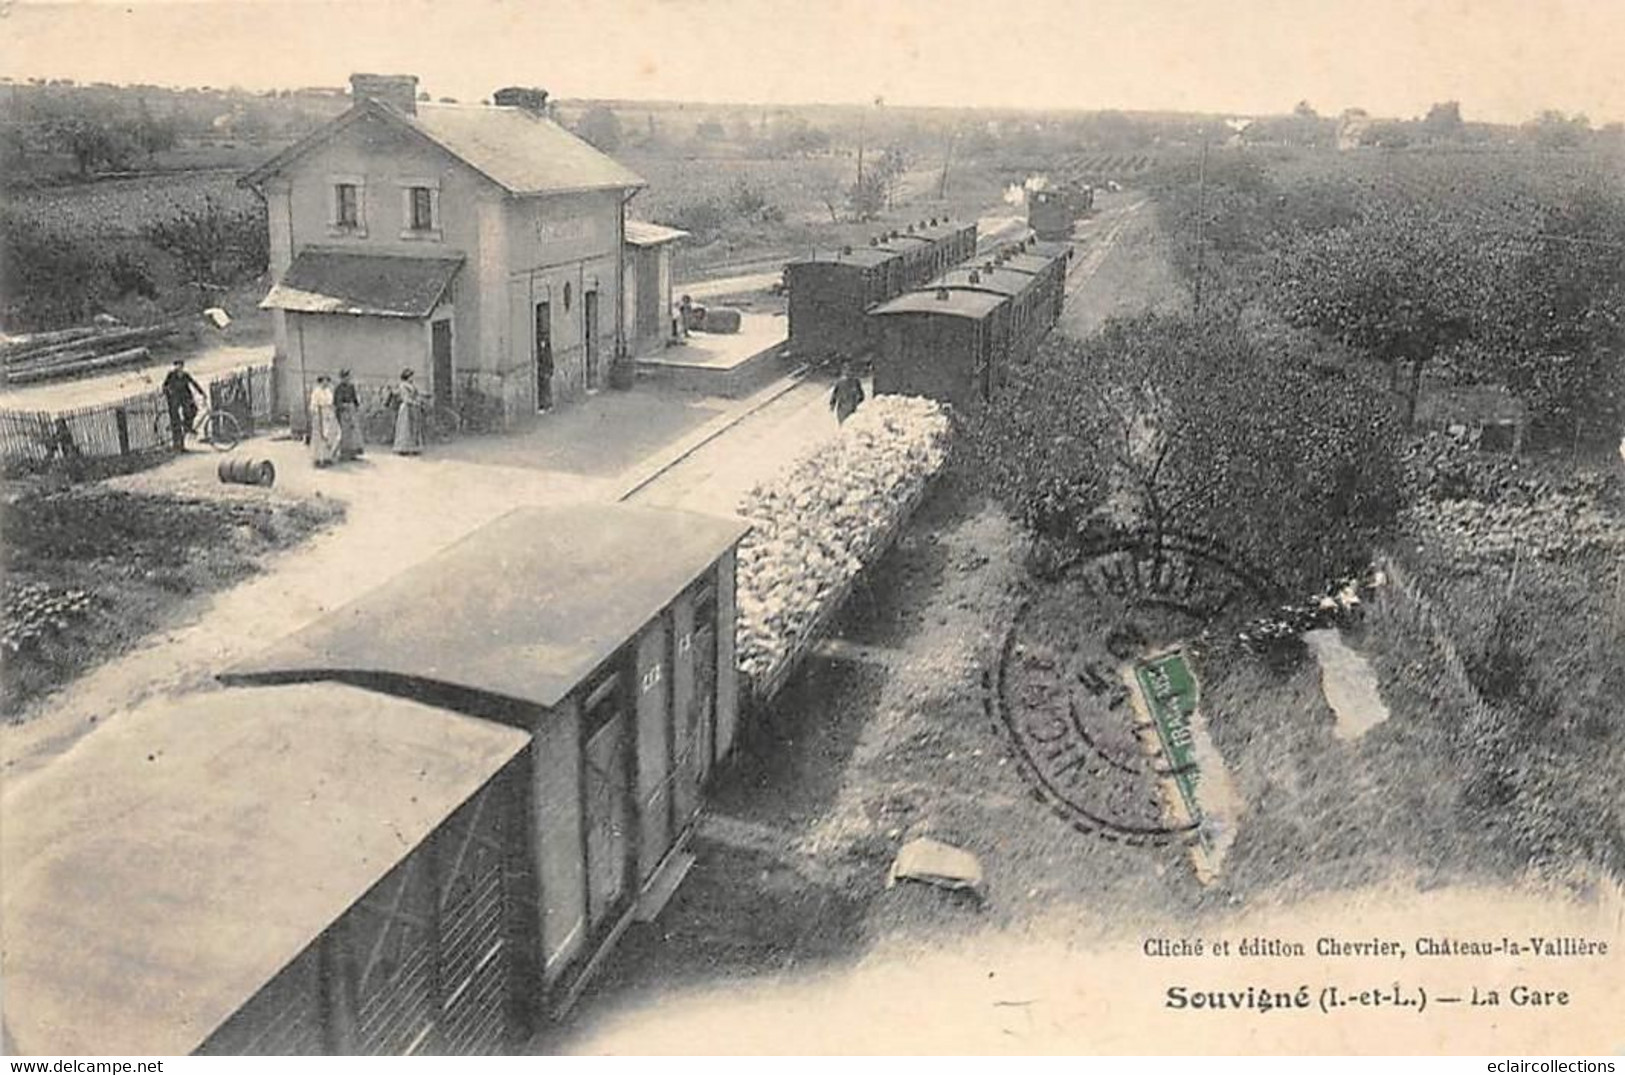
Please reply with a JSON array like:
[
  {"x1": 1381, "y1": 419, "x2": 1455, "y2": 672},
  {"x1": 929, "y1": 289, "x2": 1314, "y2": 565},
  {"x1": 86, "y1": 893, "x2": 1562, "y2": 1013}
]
[{"x1": 0, "y1": 364, "x2": 277, "y2": 474}]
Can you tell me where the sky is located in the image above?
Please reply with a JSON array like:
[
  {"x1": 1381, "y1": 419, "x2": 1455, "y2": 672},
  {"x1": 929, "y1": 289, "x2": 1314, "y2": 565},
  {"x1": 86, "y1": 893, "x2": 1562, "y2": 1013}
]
[{"x1": 2, "y1": 0, "x2": 1623, "y2": 124}]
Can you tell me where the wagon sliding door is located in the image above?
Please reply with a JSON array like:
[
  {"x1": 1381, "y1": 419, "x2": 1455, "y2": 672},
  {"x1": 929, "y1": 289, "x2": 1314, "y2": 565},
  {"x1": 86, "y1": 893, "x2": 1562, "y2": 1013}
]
[
  {"x1": 673, "y1": 582, "x2": 718, "y2": 825},
  {"x1": 634, "y1": 617, "x2": 675, "y2": 885},
  {"x1": 581, "y1": 674, "x2": 635, "y2": 939},
  {"x1": 334, "y1": 765, "x2": 525, "y2": 1055}
]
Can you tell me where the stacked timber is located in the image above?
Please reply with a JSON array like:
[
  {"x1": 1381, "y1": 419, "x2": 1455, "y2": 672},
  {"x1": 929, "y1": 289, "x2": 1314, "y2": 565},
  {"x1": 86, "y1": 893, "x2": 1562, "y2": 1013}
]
[
  {"x1": 1, "y1": 323, "x2": 180, "y2": 386},
  {"x1": 735, "y1": 395, "x2": 952, "y2": 700}
]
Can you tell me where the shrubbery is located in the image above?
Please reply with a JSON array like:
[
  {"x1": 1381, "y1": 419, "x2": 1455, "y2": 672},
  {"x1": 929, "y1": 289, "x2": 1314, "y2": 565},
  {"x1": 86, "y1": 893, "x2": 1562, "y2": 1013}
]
[{"x1": 967, "y1": 313, "x2": 1405, "y2": 596}]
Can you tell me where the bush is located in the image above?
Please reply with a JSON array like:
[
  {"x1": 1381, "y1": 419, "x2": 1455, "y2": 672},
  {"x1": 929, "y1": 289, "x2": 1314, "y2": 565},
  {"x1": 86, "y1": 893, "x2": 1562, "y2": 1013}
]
[{"x1": 968, "y1": 313, "x2": 1405, "y2": 597}]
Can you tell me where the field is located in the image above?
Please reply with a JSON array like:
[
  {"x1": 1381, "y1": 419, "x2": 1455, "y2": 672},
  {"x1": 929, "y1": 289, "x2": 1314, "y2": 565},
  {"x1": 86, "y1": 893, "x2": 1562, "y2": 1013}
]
[
  {"x1": 7, "y1": 168, "x2": 259, "y2": 236},
  {"x1": 1, "y1": 482, "x2": 343, "y2": 714},
  {"x1": 620, "y1": 148, "x2": 1020, "y2": 276}
]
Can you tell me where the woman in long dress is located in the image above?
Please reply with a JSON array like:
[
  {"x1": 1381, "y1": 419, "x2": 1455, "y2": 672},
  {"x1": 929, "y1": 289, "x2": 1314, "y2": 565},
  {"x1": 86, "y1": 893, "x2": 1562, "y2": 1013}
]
[
  {"x1": 307, "y1": 375, "x2": 341, "y2": 467},
  {"x1": 393, "y1": 368, "x2": 425, "y2": 455},
  {"x1": 335, "y1": 369, "x2": 364, "y2": 460}
]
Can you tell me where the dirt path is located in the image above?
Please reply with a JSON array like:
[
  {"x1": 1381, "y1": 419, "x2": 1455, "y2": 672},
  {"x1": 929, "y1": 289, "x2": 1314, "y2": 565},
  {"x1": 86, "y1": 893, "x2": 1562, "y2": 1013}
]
[
  {"x1": 0, "y1": 344, "x2": 272, "y2": 414},
  {"x1": 1057, "y1": 195, "x2": 1187, "y2": 339}
]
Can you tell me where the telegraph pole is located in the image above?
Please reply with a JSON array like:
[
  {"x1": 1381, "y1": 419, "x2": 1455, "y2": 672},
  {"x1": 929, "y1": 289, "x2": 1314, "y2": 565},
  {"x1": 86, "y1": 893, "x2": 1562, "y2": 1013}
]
[{"x1": 1193, "y1": 135, "x2": 1209, "y2": 318}]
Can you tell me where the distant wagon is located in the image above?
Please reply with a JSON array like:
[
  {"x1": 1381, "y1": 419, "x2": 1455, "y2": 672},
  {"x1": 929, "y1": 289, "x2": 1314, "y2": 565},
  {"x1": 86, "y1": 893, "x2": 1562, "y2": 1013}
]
[
  {"x1": 868, "y1": 242, "x2": 1070, "y2": 413},
  {"x1": 869, "y1": 286, "x2": 1008, "y2": 412},
  {"x1": 783, "y1": 218, "x2": 977, "y2": 362},
  {"x1": 1027, "y1": 185, "x2": 1094, "y2": 242},
  {"x1": 2, "y1": 502, "x2": 748, "y2": 1056}
]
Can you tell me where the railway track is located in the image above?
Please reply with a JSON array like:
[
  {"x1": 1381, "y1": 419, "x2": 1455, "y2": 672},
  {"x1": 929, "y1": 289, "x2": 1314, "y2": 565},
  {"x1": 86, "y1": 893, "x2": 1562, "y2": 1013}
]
[{"x1": 1065, "y1": 198, "x2": 1149, "y2": 298}]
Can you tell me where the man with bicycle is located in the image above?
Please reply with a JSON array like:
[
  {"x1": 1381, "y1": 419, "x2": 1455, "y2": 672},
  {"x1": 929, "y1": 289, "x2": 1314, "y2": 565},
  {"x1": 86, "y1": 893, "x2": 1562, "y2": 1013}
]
[{"x1": 162, "y1": 359, "x2": 204, "y2": 451}]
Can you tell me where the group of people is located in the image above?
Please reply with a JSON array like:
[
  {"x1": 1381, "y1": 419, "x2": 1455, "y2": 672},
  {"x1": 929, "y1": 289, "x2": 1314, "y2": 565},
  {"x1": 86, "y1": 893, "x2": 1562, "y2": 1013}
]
[{"x1": 306, "y1": 368, "x2": 426, "y2": 467}]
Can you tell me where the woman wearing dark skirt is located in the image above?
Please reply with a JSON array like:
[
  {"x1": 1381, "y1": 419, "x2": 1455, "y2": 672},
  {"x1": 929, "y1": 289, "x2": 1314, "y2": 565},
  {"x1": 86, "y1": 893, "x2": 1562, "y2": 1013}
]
[{"x1": 335, "y1": 369, "x2": 364, "y2": 460}]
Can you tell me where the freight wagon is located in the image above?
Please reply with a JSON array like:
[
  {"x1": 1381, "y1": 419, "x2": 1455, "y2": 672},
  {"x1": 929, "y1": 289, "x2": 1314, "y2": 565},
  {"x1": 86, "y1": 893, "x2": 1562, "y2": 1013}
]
[
  {"x1": 783, "y1": 218, "x2": 977, "y2": 362},
  {"x1": 2, "y1": 502, "x2": 749, "y2": 1056},
  {"x1": 869, "y1": 242, "x2": 1070, "y2": 412},
  {"x1": 1027, "y1": 184, "x2": 1094, "y2": 241}
]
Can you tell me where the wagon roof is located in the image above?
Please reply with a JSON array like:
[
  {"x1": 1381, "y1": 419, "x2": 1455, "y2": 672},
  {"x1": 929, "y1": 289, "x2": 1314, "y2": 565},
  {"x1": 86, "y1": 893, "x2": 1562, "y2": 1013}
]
[
  {"x1": 788, "y1": 247, "x2": 897, "y2": 269},
  {"x1": 223, "y1": 503, "x2": 749, "y2": 711},
  {"x1": 870, "y1": 287, "x2": 1006, "y2": 319},
  {"x1": 0, "y1": 682, "x2": 530, "y2": 1057},
  {"x1": 997, "y1": 253, "x2": 1059, "y2": 274},
  {"x1": 874, "y1": 234, "x2": 932, "y2": 252},
  {"x1": 933, "y1": 268, "x2": 1035, "y2": 296},
  {"x1": 260, "y1": 250, "x2": 464, "y2": 318}
]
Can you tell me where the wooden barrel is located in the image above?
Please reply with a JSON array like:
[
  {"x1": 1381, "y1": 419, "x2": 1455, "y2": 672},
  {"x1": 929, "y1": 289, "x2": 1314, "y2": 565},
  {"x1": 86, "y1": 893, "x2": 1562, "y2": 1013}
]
[
  {"x1": 699, "y1": 308, "x2": 742, "y2": 334},
  {"x1": 217, "y1": 457, "x2": 276, "y2": 487}
]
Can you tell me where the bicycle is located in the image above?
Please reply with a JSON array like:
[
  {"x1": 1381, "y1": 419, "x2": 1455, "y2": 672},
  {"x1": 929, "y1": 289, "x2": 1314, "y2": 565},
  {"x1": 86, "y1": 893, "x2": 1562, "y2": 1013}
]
[
  {"x1": 149, "y1": 398, "x2": 240, "y2": 452},
  {"x1": 195, "y1": 403, "x2": 243, "y2": 452}
]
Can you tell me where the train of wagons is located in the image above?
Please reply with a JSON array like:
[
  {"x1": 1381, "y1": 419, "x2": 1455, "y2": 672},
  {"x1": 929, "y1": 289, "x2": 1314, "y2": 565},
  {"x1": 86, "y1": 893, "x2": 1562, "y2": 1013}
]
[{"x1": 784, "y1": 217, "x2": 1073, "y2": 414}]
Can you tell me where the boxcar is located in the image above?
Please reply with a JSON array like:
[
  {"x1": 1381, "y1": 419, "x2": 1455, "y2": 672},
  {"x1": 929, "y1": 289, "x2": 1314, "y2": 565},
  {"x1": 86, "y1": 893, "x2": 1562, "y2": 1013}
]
[
  {"x1": 1027, "y1": 185, "x2": 1094, "y2": 241},
  {"x1": 2, "y1": 683, "x2": 534, "y2": 1056},
  {"x1": 784, "y1": 246, "x2": 900, "y2": 359},
  {"x1": 869, "y1": 286, "x2": 1007, "y2": 412},
  {"x1": 784, "y1": 219, "x2": 977, "y2": 362},
  {"x1": 2, "y1": 502, "x2": 751, "y2": 1056},
  {"x1": 224, "y1": 503, "x2": 748, "y2": 1025}
]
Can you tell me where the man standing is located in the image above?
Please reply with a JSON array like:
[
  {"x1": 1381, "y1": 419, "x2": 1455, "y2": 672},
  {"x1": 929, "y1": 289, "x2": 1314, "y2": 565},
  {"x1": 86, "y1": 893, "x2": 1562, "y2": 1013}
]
[
  {"x1": 830, "y1": 363, "x2": 866, "y2": 424},
  {"x1": 161, "y1": 359, "x2": 203, "y2": 450}
]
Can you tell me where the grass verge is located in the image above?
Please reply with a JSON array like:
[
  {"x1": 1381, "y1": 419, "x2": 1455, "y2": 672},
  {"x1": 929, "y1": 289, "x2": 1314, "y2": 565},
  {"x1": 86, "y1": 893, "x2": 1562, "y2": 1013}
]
[{"x1": 2, "y1": 482, "x2": 343, "y2": 716}]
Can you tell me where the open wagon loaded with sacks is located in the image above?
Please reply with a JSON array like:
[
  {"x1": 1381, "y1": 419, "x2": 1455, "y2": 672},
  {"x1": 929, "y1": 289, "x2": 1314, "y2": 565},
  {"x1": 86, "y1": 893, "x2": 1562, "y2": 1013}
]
[{"x1": 733, "y1": 395, "x2": 953, "y2": 710}]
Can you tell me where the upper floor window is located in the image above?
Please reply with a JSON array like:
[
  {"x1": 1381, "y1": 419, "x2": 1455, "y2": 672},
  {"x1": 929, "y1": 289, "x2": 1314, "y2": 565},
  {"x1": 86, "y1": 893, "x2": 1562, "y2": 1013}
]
[
  {"x1": 335, "y1": 183, "x2": 359, "y2": 227},
  {"x1": 398, "y1": 179, "x2": 441, "y2": 240},
  {"x1": 329, "y1": 175, "x2": 366, "y2": 236},
  {"x1": 409, "y1": 186, "x2": 434, "y2": 231}
]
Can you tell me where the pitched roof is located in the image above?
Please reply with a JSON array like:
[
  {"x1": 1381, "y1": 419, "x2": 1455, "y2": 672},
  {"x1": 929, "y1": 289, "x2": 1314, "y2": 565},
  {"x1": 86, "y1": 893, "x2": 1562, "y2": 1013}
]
[
  {"x1": 242, "y1": 99, "x2": 645, "y2": 197},
  {"x1": 223, "y1": 503, "x2": 750, "y2": 711},
  {"x1": 260, "y1": 250, "x2": 463, "y2": 317},
  {"x1": 1, "y1": 683, "x2": 530, "y2": 1057}
]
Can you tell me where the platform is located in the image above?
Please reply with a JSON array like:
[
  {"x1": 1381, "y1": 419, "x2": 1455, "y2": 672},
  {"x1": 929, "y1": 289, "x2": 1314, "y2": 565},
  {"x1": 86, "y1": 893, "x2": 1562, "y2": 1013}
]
[{"x1": 635, "y1": 311, "x2": 792, "y2": 398}]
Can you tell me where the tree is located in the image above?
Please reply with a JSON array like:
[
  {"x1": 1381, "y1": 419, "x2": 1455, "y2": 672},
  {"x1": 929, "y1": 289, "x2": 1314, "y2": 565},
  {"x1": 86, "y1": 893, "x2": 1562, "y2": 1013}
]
[
  {"x1": 43, "y1": 111, "x2": 133, "y2": 177},
  {"x1": 143, "y1": 195, "x2": 267, "y2": 307},
  {"x1": 870, "y1": 144, "x2": 909, "y2": 209},
  {"x1": 967, "y1": 313, "x2": 1404, "y2": 594},
  {"x1": 846, "y1": 170, "x2": 887, "y2": 221},
  {"x1": 577, "y1": 105, "x2": 622, "y2": 152},
  {"x1": 1421, "y1": 100, "x2": 1464, "y2": 140},
  {"x1": 1480, "y1": 185, "x2": 1625, "y2": 446},
  {"x1": 1524, "y1": 110, "x2": 1590, "y2": 149},
  {"x1": 1270, "y1": 204, "x2": 1487, "y2": 425}
]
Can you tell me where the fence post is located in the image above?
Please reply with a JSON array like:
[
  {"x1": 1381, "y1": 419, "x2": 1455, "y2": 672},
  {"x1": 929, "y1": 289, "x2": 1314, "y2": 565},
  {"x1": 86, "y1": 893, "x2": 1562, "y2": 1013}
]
[{"x1": 114, "y1": 407, "x2": 130, "y2": 456}]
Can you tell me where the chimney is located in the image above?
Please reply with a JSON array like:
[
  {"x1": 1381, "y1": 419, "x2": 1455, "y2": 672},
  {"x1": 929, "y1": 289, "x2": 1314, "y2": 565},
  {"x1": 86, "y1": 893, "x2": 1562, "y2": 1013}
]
[
  {"x1": 493, "y1": 86, "x2": 550, "y2": 115},
  {"x1": 350, "y1": 73, "x2": 419, "y2": 115}
]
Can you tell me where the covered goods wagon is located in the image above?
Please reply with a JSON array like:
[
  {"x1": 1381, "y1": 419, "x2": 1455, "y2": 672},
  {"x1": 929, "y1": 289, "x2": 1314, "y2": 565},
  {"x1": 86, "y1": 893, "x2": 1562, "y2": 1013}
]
[{"x1": 1, "y1": 502, "x2": 749, "y2": 1055}]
